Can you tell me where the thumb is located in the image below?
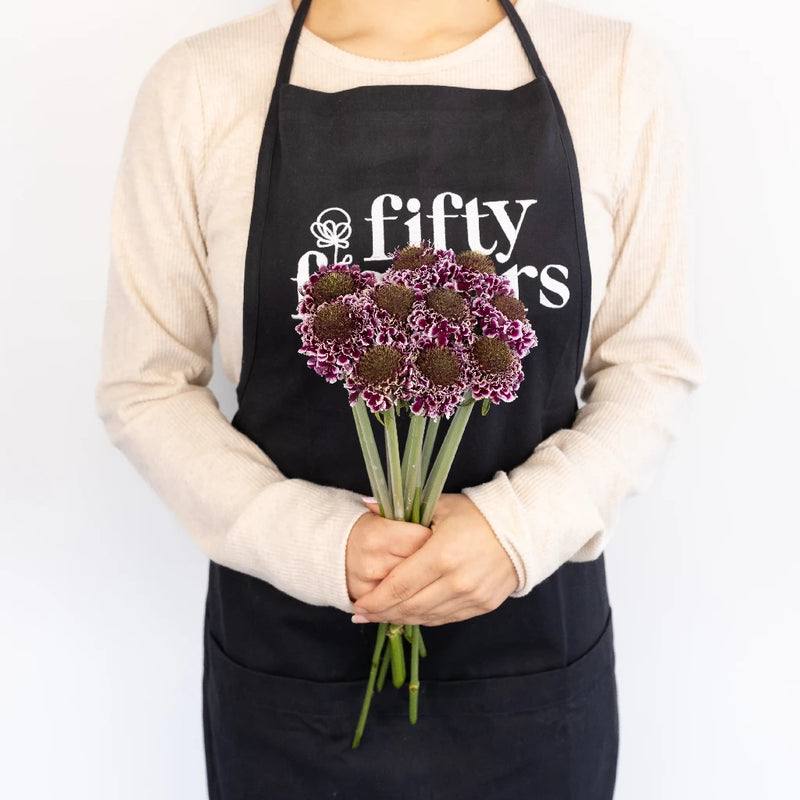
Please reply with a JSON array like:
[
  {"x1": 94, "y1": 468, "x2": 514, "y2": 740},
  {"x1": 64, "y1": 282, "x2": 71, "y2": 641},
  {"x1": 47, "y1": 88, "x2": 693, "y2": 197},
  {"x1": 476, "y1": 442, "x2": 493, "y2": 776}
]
[{"x1": 361, "y1": 496, "x2": 382, "y2": 515}]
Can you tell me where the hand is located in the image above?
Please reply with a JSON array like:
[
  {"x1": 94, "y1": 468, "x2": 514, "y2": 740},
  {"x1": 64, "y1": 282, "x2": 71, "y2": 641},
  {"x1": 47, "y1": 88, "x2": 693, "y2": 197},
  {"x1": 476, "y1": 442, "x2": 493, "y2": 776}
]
[
  {"x1": 345, "y1": 505, "x2": 432, "y2": 601},
  {"x1": 351, "y1": 493, "x2": 518, "y2": 626}
]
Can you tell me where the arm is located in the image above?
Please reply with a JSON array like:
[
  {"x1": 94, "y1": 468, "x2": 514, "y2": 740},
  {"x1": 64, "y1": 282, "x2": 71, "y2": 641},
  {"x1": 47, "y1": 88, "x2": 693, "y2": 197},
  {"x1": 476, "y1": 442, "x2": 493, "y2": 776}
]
[
  {"x1": 461, "y1": 24, "x2": 705, "y2": 596},
  {"x1": 95, "y1": 39, "x2": 368, "y2": 612}
]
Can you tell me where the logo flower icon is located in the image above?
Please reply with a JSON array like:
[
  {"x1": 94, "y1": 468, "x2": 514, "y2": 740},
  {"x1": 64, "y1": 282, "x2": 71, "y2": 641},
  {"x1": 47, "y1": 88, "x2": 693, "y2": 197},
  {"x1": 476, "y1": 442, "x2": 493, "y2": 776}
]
[{"x1": 309, "y1": 207, "x2": 353, "y2": 265}]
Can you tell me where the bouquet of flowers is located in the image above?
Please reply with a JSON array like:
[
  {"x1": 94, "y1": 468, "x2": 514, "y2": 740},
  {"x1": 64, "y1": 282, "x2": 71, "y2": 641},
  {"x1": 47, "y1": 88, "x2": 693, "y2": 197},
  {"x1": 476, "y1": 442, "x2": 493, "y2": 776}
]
[{"x1": 294, "y1": 243, "x2": 537, "y2": 747}]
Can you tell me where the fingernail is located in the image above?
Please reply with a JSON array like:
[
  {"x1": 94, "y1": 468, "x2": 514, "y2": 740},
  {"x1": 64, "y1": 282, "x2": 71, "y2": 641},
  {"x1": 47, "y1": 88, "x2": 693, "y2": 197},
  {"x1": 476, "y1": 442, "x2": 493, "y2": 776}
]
[
  {"x1": 361, "y1": 496, "x2": 376, "y2": 504},
  {"x1": 351, "y1": 614, "x2": 369, "y2": 624}
]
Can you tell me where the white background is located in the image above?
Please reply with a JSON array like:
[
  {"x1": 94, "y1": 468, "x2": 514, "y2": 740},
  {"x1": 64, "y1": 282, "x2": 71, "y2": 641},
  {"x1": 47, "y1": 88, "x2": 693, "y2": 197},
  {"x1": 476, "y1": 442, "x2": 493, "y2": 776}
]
[{"x1": 1, "y1": 0, "x2": 797, "y2": 797}]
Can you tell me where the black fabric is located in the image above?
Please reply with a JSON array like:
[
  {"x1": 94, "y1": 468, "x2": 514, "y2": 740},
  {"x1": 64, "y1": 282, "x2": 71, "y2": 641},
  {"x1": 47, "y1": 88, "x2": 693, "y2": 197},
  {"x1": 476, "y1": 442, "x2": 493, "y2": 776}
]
[{"x1": 203, "y1": 0, "x2": 618, "y2": 796}]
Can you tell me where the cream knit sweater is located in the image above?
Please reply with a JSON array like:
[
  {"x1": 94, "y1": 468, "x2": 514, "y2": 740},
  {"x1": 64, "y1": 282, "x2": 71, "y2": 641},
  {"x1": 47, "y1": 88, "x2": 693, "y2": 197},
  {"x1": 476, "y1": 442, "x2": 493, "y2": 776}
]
[{"x1": 96, "y1": 0, "x2": 704, "y2": 613}]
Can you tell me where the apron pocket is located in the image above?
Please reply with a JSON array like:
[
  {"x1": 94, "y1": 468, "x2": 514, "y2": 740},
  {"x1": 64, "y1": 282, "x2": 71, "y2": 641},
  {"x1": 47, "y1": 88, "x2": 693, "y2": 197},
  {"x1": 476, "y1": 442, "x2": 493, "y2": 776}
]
[
  {"x1": 565, "y1": 656, "x2": 619, "y2": 799},
  {"x1": 203, "y1": 609, "x2": 617, "y2": 799}
]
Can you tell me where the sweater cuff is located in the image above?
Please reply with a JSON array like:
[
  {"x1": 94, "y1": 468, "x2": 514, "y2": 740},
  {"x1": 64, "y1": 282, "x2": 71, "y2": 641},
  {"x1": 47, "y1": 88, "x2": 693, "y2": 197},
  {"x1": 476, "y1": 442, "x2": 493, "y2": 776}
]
[
  {"x1": 225, "y1": 481, "x2": 368, "y2": 613},
  {"x1": 461, "y1": 447, "x2": 606, "y2": 597}
]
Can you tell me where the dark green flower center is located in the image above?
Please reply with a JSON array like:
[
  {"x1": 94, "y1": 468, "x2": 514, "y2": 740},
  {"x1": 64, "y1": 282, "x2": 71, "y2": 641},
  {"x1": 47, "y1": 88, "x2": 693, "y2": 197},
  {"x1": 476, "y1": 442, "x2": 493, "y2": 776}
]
[
  {"x1": 425, "y1": 288, "x2": 469, "y2": 322},
  {"x1": 416, "y1": 347, "x2": 461, "y2": 386},
  {"x1": 311, "y1": 271, "x2": 356, "y2": 304},
  {"x1": 491, "y1": 294, "x2": 527, "y2": 321},
  {"x1": 375, "y1": 284, "x2": 415, "y2": 322},
  {"x1": 456, "y1": 250, "x2": 496, "y2": 274},
  {"x1": 313, "y1": 304, "x2": 356, "y2": 341},
  {"x1": 392, "y1": 245, "x2": 436, "y2": 271},
  {"x1": 472, "y1": 336, "x2": 514, "y2": 374},
  {"x1": 356, "y1": 345, "x2": 404, "y2": 384}
]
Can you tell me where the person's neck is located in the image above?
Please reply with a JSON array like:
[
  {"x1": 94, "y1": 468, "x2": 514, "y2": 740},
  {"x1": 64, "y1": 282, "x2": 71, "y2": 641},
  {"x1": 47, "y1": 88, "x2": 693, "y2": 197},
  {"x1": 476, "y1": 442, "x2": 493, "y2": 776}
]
[{"x1": 290, "y1": 0, "x2": 517, "y2": 61}]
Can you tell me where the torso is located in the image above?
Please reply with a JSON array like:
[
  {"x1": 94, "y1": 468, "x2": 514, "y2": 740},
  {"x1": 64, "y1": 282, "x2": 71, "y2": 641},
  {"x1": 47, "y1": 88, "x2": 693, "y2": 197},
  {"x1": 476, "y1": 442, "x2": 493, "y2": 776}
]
[{"x1": 202, "y1": 4, "x2": 618, "y2": 795}]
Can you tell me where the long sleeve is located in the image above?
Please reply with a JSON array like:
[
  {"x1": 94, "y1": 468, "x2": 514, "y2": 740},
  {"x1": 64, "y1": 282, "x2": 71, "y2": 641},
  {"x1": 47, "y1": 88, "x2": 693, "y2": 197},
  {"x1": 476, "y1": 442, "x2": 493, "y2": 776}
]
[
  {"x1": 95, "y1": 39, "x2": 367, "y2": 613},
  {"x1": 463, "y1": 24, "x2": 705, "y2": 596}
]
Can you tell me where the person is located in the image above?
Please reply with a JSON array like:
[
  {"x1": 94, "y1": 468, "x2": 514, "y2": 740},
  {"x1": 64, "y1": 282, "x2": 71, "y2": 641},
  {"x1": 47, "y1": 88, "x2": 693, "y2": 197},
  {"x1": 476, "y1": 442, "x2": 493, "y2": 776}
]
[{"x1": 96, "y1": 0, "x2": 704, "y2": 796}]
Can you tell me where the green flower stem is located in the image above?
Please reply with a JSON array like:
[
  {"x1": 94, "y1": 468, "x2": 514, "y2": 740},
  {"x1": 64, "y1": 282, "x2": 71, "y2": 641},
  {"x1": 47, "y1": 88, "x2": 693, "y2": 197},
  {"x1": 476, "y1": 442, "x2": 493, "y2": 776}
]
[
  {"x1": 400, "y1": 411, "x2": 411, "y2": 496},
  {"x1": 376, "y1": 641, "x2": 391, "y2": 692},
  {"x1": 420, "y1": 398, "x2": 476, "y2": 527},
  {"x1": 419, "y1": 416, "x2": 440, "y2": 486},
  {"x1": 411, "y1": 487, "x2": 421, "y2": 525},
  {"x1": 352, "y1": 399, "x2": 391, "y2": 516},
  {"x1": 409, "y1": 624, "x2": 421, "y2": 724},
  {"x1": 352, "y1": 622, "x2": 388, "y2": 749},
  {"x1": 402, "y1": 413, "x2": 427, "y2": 521},
  {"x1": 417, "y1": 627, "x2": 427, "y2": 659},
  {"x1": 383, "y1": 405, "x2": 405, "y2": 521},
  {"x1": 387, "y1": 624, "x2": 407, "y2": 688}
]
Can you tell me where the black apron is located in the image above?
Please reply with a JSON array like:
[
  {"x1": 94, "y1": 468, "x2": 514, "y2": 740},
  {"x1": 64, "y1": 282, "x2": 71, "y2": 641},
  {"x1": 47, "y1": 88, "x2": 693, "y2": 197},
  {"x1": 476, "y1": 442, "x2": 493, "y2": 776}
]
[{"x1": 203, "y1": 1, "x2": 618, "y2": 796}]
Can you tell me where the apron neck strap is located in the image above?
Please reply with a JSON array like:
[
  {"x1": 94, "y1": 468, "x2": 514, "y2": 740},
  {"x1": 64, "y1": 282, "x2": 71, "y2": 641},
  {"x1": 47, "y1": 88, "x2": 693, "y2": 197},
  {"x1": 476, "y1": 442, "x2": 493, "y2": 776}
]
[
  {"x1": 276, "y1": 0, "x2": 549, "y2": 87},
  {"x1": 275, "y1": 0, "x2": 313, "y2": 87},
  {"x1": 498, "y1": 0, "x2": 549, "y2": 83}
]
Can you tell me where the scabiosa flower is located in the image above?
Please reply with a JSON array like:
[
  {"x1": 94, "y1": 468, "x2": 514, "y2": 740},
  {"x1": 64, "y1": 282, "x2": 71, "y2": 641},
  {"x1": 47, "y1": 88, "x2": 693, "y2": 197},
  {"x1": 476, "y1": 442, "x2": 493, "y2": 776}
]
[
  {"x1": 473, "y1": 293, "x2": 538, "y2": 359},
  {"x1": 373, "y1": 283, "x2": 416, "y2": 324},
  {"x1": 441, "y1": 249, "x2": 508, "y2": 300},
  {"x1": 391, "y1": 244, "x2": 438, "y2": 271},
  {"x1": 298, "y1": 262, "x2": 376, "y2": 315},
  {"x1": 424, "y1": 288, "x2": 470, "y2": 322},
  {"x1": 406, "y1": 287, "x2": 476, "y2": 348},
  {"x1": 383, "y1": 242, "x2": 445, "y2": 293},
  {"x1": 456, "y1": 250, "x2": 496, "y2": 274},
  {"x1": 345, "y1": 344, "x2": 409, "y2": 412},
  {"x1": 296, "y1": 294, "x2": 377, "y2": 382},
  {"x1": 402, "y1": 344, "x2": 470, "y2": 419},
  {"x1": 469, "y1": 335, "x2": 524, "y2": 404}
]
